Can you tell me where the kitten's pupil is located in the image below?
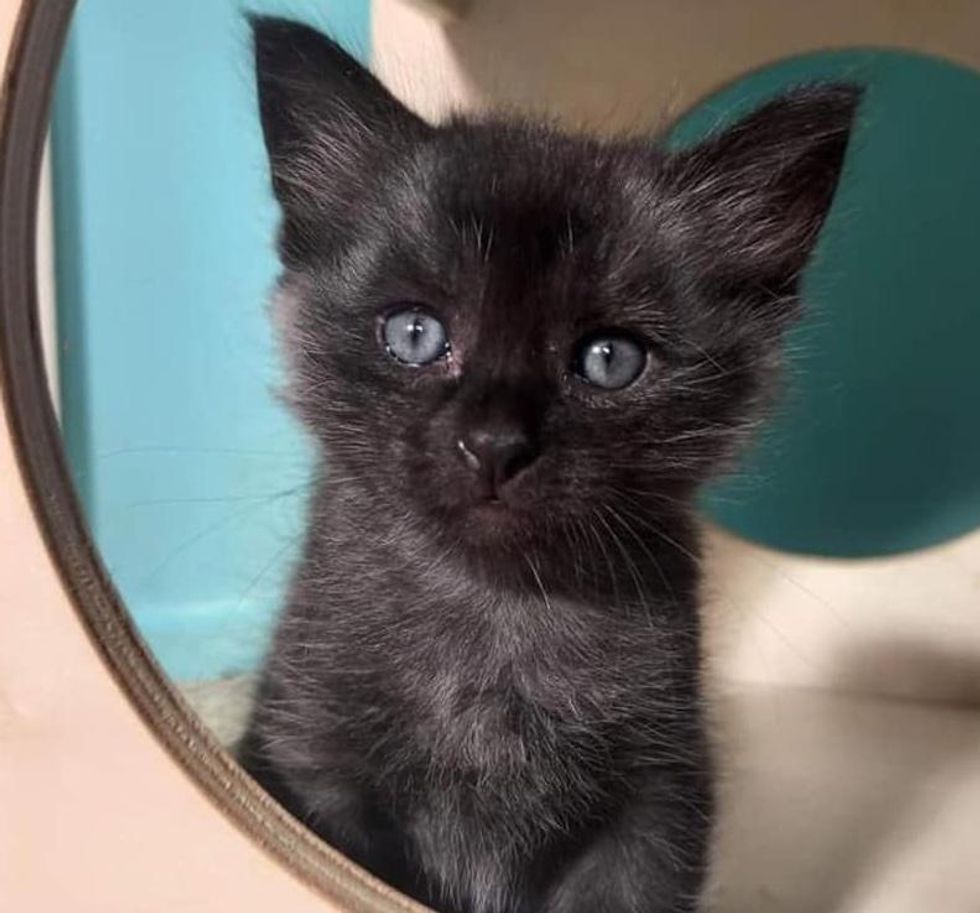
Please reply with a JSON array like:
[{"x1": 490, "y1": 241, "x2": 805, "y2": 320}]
[{"x1": 383, "y1": 308, "x2": 448, "y2": 366}]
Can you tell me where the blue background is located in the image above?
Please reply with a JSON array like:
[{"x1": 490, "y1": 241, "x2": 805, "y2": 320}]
[
  {"x1": 684, "y1": 52, "x2": 980, "y2": 559},
  {"x1": 52, "y1": 1, "x2": 369, "y2": 681}
]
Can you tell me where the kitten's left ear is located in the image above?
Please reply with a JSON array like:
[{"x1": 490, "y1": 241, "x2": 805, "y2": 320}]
[
  {"x1": 667, "y1": 83, "x2": 862, "y2": 303},
  {"x1": 250, "y1": 16, "x2": 430, "y2": 260}
]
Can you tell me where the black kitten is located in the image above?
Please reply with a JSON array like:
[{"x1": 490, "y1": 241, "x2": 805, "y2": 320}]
[{"x1": 239, "y1": 17, "x2": 859, "y2": 913}]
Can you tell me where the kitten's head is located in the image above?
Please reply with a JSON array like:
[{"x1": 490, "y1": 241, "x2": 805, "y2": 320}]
[{"x1": 252, "y1": 17, "x2": 859, "y2": 567}]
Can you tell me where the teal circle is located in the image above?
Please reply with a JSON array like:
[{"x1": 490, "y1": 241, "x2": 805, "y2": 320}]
[{"x1": 680, "y1": 51, "x2": 980, "y2": 557}]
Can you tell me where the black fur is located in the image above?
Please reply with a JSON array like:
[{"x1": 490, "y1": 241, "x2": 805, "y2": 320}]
[{"x1": 240, "y1": 17, "x2": 859, "y2": 913}]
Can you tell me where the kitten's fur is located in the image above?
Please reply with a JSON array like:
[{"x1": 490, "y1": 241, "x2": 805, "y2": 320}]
[{"x1": 239, "y1": 17, "x2": 859, "y2": 913}]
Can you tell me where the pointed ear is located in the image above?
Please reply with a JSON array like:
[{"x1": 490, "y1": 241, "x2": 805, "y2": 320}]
[
  {"x1": 249, "y1": 16, "x2": 430, "y2": 261},
  {"x1": 667, "y1": 84, "x2": 861, "y2": 306}
]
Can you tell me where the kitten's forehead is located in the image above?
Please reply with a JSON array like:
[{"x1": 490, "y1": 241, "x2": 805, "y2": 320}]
[
  {"x1": 422, "y1": 121, "x2": 623, "y2": 233},
  {"x1": 394, "y1": 123, "x2": 672, "y2": 323},
  {"x1": 356, "y1": 122, "x2": 669, "y2": 343}
]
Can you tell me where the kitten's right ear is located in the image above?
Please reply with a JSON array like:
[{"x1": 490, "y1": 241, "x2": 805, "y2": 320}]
[{"x1": 250, "y1": 16, "x2": 429, "y2": 258}]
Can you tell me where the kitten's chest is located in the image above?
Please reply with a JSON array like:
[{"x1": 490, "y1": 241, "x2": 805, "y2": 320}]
[{"x1": 388, "y1": 596, "x2": 651, "y2": 779}]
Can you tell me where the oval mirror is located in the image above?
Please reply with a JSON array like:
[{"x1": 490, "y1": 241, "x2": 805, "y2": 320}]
[{"x1": 3, "y1": 2, "x2": 980, "y2": 912}]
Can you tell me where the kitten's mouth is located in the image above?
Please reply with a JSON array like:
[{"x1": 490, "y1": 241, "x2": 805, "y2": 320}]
[
  {"x1": 460, "y1": 493, "x2": 535, "y2": 543},
  {"x1": 475, "y1": 502, "x2": 500, "y2": 517},
  {"x1": 471, "y1": 495, "x2": 509, "y2": 516},
  {"x1": 453, "y1": 491, "x2": 510, "y2": 521}
]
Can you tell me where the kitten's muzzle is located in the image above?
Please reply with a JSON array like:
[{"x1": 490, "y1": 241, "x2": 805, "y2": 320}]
[{"x1": 456, "y1": 425, "x2": 539, "y2": 499}]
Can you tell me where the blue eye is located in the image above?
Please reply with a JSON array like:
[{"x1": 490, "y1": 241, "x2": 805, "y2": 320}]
[
  {"x1": 575, "y1": 333, "x2": 646, "y2": 389},
  {"x1": 382, "y1": 309, "x2": 449, "y2": 366}
]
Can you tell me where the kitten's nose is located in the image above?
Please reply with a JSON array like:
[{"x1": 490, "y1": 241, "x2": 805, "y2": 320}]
[{"x1": 457, "y1": 425, "x2": 538, "y2": 495}]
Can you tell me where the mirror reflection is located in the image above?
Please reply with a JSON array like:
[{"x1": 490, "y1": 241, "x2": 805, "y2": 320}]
[{"x1": 45, "y1": 1, "x2": 980, "y2": 911}]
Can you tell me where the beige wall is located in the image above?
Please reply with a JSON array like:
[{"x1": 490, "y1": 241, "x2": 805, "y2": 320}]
[
  {"x1": 375, "y1": 0, "x2": 980, "y2": 124},
  {"x1": 373, "y1": 0, "x2": 980, "y2": 706}
]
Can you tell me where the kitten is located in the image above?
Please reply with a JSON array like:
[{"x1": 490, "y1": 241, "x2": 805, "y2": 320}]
[{"x1": 239, "y1": 16, "x2": 859, "y2": 913}]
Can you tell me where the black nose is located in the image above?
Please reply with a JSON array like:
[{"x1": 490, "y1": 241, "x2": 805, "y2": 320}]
[{"x1": 457, "y1": 424, "x2": 539, "y2": 495}]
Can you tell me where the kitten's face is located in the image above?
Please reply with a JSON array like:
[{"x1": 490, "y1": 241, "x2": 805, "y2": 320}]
[
  {"x1": 280, "y1": 126, "x2": 750, "y2": 553},
  {"x1": 253, "y1": 18, "x2": 859, "y2": 562}
]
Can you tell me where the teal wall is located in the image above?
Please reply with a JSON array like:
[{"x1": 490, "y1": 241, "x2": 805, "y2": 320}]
[
  {"x1": 677, "y1": 52, "x2": 980, "y2": 558},
  {"x1": 52, "y1": 1, "x2": 370, "y2": 682}
]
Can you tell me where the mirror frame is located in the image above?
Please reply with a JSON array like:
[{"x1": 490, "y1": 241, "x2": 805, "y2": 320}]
[{"x1": 0, "y1": 2, "x2": 424, "y2": 910}]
